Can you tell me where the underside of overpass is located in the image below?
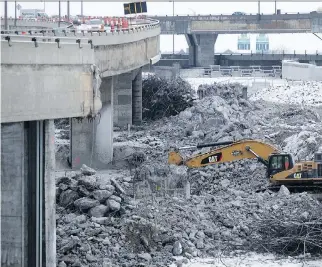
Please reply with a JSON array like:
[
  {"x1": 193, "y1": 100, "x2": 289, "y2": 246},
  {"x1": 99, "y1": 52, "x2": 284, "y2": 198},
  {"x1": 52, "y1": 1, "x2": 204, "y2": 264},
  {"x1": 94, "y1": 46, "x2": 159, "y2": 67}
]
[
  {"x1": 70, "y1": 68, "x2": 143, "y2": 170},
  {"x1": 1, "y1": 39, "x2": 96, "y2": 267}
]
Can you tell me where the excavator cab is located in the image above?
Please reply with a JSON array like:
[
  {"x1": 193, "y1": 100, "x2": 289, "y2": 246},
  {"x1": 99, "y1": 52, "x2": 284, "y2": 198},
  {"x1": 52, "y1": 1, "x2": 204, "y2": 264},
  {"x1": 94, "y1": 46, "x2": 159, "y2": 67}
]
[{"x1": 267, "y1": 153, "x2": 294, "y2": 177}]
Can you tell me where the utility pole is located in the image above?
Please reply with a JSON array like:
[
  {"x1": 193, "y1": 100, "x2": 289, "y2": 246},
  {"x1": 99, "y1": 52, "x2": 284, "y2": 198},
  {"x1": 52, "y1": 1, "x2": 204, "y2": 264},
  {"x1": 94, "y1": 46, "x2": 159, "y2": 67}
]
[
  {"x1": 275, "y1": 0, "x2": 277, "y2": 14},
  {"x1": 14, "y1": 1, "x2": 17, "y2": 27},
  {"x1": 172, "y1": 0, "x2": 175, "y2": 55},
  {"x1": 58, "y1": 1, "x2": 61, "y2": 27},
  {"x1": 81, "y1": 1, "x2": 84, "y2": 23},
  {"x1": 258, "y1": 1, "x2": 261, "y2": 15},
  {"x1": 67, "y1": 1, "x2": 70, "y2": 21},
  {"x1": 4, "y1": 1, "x2": 8, "y2": 31}
]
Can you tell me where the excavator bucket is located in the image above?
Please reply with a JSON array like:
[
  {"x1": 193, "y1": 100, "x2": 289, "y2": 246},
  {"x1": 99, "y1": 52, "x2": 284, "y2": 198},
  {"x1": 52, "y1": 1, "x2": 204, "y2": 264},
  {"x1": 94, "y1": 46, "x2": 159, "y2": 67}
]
[{"x1": 168, "y1": 151, "x2": 183, "y2": 165}]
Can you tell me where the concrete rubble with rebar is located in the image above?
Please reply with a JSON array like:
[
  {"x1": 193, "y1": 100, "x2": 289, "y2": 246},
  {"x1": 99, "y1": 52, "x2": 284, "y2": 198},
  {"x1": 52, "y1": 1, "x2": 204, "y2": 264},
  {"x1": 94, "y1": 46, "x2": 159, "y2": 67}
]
[{"x1": 55, "y1": 78, "x2": 322, "y2": 267}]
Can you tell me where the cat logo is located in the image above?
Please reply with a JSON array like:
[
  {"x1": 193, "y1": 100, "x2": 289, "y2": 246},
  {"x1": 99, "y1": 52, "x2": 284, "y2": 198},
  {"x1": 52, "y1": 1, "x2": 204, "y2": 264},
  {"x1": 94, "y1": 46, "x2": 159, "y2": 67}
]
[
  {"x1": 201, "y1": 152, "x2": 222, "y2": 165},
  {"x1": 294, "y1": 173, "x2": 302, "y2": 179},
  {"x1": 208, "y1": 155, "x2": 218, "y2": 163}
]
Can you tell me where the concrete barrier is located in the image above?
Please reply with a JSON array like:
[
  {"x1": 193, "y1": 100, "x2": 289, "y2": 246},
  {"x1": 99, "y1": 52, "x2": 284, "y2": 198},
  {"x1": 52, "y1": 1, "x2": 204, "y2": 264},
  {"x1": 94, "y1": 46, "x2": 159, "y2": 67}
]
[
  {"x1": 179, "y1": 68, "x2": 205, "y2": 78},
  {"x1": 282, "y1": 60, "x2": 322, "y2": 81}
]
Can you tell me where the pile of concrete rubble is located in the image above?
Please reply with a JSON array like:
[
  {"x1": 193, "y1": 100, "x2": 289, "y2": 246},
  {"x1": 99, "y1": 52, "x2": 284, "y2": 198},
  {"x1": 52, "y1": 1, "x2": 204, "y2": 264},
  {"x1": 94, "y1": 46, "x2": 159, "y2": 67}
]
[{"x1": 56, "y1": 81, "x2": 322, "y2": 266}]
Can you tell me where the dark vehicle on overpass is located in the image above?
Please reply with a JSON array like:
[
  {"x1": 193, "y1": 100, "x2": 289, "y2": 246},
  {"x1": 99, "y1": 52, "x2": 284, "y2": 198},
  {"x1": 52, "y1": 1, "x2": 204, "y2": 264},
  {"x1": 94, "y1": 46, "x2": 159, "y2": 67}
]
[{"x1": 232, "y1": 11, "x2": 246, "y2": 16}]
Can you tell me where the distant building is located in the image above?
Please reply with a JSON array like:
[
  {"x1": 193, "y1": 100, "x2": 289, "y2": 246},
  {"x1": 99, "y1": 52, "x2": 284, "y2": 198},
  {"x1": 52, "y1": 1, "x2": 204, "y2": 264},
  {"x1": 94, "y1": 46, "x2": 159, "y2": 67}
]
[
  {"x1": 255, "y1": 34, "x2": 269, "y2": 54},
  {"x1": 237, "y1": 34, "x2": 250, "y2": 51},
  {"x1": 223, "y1": 49, "x2": 234, "y2": 54}
]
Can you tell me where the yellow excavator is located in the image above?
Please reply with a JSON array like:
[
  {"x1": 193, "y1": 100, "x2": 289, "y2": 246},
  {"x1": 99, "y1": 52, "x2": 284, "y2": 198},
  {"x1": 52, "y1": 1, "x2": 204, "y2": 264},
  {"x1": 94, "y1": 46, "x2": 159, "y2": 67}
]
[{"x1": 168, "y1": 139, "x2": 322, "y2": 192}]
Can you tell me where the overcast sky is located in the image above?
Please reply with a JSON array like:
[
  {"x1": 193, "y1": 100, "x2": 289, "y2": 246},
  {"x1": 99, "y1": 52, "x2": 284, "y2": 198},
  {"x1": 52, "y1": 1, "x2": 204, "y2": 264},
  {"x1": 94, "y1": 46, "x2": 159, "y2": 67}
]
[{"x1": 2, "y1": 2, "x2": 322, "y2": 53}]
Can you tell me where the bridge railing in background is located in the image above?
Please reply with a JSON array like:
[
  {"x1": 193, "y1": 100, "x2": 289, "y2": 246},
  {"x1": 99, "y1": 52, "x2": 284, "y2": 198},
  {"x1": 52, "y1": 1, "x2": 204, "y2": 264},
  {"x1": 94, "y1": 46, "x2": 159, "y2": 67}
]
[
  {"x1": 161, "y1": 50, "x2": 322, "y2": 57},
  {"x1": 151, "y1": 12, "x2": 318, "y2": 21},
  {"x1": 177, "y1": 65, "x2": 282, "y2": 79}
]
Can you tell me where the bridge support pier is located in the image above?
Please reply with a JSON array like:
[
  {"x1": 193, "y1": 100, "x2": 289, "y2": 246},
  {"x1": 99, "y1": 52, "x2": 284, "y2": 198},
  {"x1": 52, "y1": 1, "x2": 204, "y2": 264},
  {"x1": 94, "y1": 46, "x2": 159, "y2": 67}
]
[
  {"x1": 132, "y1": 68, "x2": 143, "y2": 125},
  {"x1": 70, "y1": 68, "x2": 143, "y2": 169},
  {"x1": 1, "y1": 120, "x2": 56, "y2": 267},
  {"x1": 70, "y1": 76, "x2": 114, "y2": 169},
  {"x1": 113, "y1": 68, "x2": 143, "y2": 127},
  {"x1": 185, "y1": 33, "x2": 218, "y2": 67}
]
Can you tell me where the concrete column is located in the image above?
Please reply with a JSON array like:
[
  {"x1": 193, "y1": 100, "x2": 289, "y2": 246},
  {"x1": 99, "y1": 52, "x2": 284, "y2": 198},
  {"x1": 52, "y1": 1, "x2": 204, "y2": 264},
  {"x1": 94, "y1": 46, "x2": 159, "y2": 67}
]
[
  {"x1": 44, "y1": 120, "x2": 56, "y2": 267},
  {"x1": 132, "y1": 68, "x2": 143, "y2": 125},
  {"x1": 113, "y1": 72, "x2": 133, "y2": 127},
  {"x1": 71, "y1": 77, "x2": 114, "y2": 169},
  {"x1": 185, "y1": 34, "x2": 197, "y2": 67},
  {"x1": 185, "y1": 33, "x2": 218, "y2": 67},
  {"x1": 1, "y1": 120, "x2": 56, "y2": 267},
  {"x1": 1, "y1": 122, "x2": 28, "y2": 267},
  {"x1": 95, "y1": 77, "x2": 114, "y2": 166}
]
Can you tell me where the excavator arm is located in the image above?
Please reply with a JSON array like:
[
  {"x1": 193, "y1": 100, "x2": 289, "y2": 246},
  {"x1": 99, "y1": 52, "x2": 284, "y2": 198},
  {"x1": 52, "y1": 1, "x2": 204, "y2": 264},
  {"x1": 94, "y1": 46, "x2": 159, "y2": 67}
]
[{"x1": 168, "y1": 139, "x2": 279, "y2": 168}]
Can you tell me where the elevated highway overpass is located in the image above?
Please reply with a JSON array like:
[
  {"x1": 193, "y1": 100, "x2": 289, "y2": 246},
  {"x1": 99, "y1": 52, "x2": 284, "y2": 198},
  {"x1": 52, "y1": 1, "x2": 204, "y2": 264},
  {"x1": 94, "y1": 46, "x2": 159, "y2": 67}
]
[
  {"x1": 1, "y1": 19, "x2": 160, "y2": 267},
  {"x1": 153, "y1": 12, "x2": 322, "y2": 67}
]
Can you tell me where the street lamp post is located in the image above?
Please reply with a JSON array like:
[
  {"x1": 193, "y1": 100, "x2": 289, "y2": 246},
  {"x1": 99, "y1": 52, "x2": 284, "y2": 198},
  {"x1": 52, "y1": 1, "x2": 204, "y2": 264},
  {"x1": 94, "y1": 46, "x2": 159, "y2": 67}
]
[
  {"x1": 81, "y1": 1, "x2": 84, "y2": 23},
  {"x1": 14, "y1": 1, "x2": 17, "y2": 27},
  {"x1": 275, "y1": 1, "x2": 277, "y2": 14},
  {"x1": 4, "y1": 1, "x2": 8, "y2": 31},
  {"x1": 67, "y1": 1, "x2": 70, "y2": 21},
  {"x1": 58, "y1": 1, "x2": 61, "y2": 27},
  {"x1": 172, "y1": 0, "x2": 175, "y2": 55}
]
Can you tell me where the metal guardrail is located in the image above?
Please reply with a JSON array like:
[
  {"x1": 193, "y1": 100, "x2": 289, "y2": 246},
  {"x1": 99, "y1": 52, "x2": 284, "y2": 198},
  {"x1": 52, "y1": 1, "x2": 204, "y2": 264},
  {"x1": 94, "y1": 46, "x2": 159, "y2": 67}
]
[
  {"x1": 0, "y1": 19, "x2": 160, "y2": 48},
  {"x1": 1, "y1": 35, "x2": 91, "y2": 48},
  {"x1": 201, "y1": 65, "x2": 282, "y2": 78},
  {"x1": 152, "y1": 12, "x2": 317, "y2": 17},
  {"x1": 161, "y1": 51, "x2": 322, "y2": 57},
  {"x1": 152, "y1": 12, "x2": 321, "y2": 20},
  {"x1": 0, "y1": 19, "x2": 159, "y2": 36}
]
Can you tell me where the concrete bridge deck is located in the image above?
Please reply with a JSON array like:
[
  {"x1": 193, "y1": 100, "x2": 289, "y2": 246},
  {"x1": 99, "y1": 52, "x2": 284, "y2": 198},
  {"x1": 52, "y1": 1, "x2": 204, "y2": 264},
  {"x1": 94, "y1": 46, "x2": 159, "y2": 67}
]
[
  {"x1": 1, "y1": 18, "x2": 161, "y2": 267},
  {"x1": 153, "y1": 12, "x2": 322, "y2": 34},
  {"x1": 153, "y1": 12, "x2": 322, "y2": 67}
]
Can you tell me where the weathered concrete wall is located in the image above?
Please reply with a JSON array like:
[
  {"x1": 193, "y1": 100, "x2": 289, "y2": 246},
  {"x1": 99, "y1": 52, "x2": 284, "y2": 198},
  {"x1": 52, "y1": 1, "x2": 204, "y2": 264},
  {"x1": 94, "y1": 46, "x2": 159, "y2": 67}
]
[
  {"x1": 96, "y1": 35, "x2": 160, "y2": 77},
  {"x1": 190, "y1": 19, "x2": 311, "y2": 33},
  {"x1": 154, "y1": 13, "x2": 322, "y2": 34},
  {"x1": 1, "y1": 122, "x2": 27, "y2": 267},
  {"x1": 71, "y1": 77, "x2": 114, "y2": 169},
  {"x1": 132, "y1": 68, "x2": 143, "y2": 125},
  {"x1": 1, "y1": 41, "x2": 95, "y2": 123},
  {"x1": 113, "y1": 72, "x2": 133, "y2": 127},
  {"x1": 196, "y1": 34, "x2": 217, "y2": 66}
]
